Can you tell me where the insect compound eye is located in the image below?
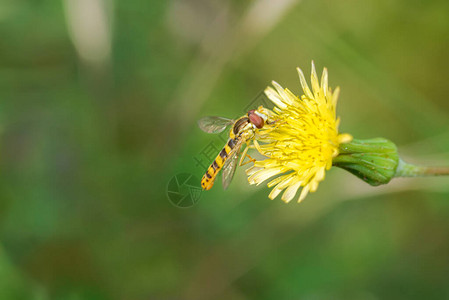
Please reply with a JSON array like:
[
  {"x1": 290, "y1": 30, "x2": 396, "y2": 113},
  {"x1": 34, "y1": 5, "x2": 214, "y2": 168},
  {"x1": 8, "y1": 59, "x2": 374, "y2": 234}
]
[{"x1": 248, "y1": 111, "x2": 264, "y2": 129}]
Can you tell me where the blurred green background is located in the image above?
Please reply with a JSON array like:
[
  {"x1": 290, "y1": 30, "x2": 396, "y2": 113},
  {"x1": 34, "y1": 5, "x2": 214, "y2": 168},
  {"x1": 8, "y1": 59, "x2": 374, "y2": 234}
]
[{"x1": 1, "y1": 0, "x2": 449, "y2": 299}]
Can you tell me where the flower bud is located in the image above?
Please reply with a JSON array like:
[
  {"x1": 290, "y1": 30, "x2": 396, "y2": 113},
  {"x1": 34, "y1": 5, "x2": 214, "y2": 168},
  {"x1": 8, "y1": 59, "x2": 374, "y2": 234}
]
[{"x1": 332, "y1": 138, "x2": 399, "y2": 186}]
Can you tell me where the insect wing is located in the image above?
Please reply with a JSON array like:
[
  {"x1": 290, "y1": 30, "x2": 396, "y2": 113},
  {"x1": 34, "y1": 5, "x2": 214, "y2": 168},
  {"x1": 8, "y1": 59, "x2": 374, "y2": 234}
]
[
  {"x1": 198, "y1": 116, "x2": 234, "y2": 134},
  {"x1": 221, "y1": 141, "x2": 243, "y2": 190}
]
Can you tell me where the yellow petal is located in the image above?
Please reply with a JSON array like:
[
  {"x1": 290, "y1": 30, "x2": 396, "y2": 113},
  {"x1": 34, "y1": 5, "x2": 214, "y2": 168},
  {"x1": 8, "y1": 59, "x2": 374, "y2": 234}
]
[
  {"x1": 268, "y1": 185, "x2": 283, "y2": 200},
  {"x1": 264, "y1": 86, "x2": 287, "y2": 109},
  {"x1": 338, "y1": 133, "x2": 353, "y2": 144},
  {"x1": 249, "y1": 167, "x2": 285, "y2": 185},
  {"x1": 298, "y1": 185, "x2": 310, "y2": 203},
  {"x1": 331, "y1": 86, "x2": 340, "y2": 110},
  {"x1": 310, "y1": 61, "x2": 320, "y2": 96},
  {"x1": 309, "y1": 179, "x2": 319, "y2": 193},
  {"x1": 321, "y1": 67, "x2": 328, "y2": 98},
  {"x1": 296, "y1": 67, "x2": 314, "y2": 99},
  {"x1": 281, "y1": 179, "x2": 302, "y2": 203},
  {"x1": 267, "y1": 174, "x2": 289, "y2": 188},
  {"x1": 272, "y1": 81, "x2": 292, "y2": 107}
]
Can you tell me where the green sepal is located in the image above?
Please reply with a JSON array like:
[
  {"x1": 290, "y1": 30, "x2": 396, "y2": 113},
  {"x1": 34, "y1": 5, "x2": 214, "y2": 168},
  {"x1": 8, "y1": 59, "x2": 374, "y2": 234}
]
[{"x1": 332, "y1": 138, "x2": 399, "y2": 186}]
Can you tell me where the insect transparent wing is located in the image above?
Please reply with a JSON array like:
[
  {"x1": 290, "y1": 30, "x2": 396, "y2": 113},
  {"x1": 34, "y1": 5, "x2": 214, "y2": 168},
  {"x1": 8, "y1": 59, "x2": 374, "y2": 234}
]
[
  {"x1": 198, "y1": 116, "x2": 234, "y2": 134},
  {"x1": 222, "y1": 141, "x2": 243, "y2": 190}
]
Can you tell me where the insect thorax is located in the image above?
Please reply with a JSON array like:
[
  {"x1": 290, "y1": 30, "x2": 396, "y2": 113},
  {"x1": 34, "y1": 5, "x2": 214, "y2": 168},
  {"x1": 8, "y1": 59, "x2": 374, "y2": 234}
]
[{"x1": 232, "y1": 117, "x2": 249, "y2": 135}]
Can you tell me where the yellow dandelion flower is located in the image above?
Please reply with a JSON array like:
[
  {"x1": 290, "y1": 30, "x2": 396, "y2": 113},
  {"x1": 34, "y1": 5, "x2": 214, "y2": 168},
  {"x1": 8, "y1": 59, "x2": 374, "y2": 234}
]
[{"x1": 247, "y1": 62, "x2": 352, "y2": 203}]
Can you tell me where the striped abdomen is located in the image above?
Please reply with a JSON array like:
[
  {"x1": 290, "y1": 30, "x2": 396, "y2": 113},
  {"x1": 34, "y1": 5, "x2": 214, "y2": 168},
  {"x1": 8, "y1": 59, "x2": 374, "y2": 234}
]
[{"x1": 201, "y1": 138, "x2": 237, "y2": 190}]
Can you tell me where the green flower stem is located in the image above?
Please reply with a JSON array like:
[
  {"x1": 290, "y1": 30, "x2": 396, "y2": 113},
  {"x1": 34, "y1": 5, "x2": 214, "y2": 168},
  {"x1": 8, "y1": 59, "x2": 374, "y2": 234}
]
[{"x1": 395, "y1": 159, "x2": 449, "y2": 177}]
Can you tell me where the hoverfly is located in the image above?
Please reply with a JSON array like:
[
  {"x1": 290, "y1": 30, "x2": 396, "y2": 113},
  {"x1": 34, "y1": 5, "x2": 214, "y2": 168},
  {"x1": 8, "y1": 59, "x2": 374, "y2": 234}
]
[{"x1": 198, "y1": 106, "x2": 275, "y2": 190}]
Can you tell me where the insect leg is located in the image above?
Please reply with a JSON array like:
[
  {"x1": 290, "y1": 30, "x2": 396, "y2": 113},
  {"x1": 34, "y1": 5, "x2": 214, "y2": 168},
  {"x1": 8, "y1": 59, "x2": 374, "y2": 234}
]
[{"x1": 238, "y1": 144, "x2": 256, "y2": 166}]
